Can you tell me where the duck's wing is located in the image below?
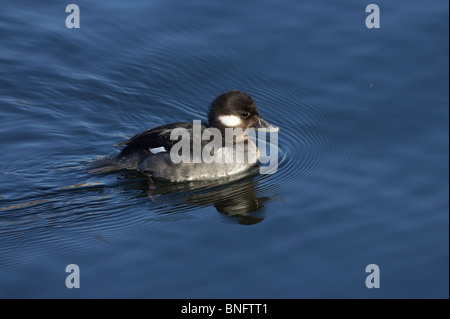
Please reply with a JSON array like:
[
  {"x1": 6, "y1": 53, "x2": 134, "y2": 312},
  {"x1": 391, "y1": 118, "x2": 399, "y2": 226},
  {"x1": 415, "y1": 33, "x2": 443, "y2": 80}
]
[{"x1": 115, "y1": 122, "x2": 204, "y2": 151}]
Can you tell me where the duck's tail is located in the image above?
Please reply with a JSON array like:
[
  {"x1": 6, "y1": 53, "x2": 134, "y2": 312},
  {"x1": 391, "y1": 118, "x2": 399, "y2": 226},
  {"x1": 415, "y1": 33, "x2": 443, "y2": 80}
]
[
  {"x1": 88, "y1": 156, "x2": 128, "y2": 174},
  {"x1": 88, "y1": 148, "x2": 153, "y2": 174}
]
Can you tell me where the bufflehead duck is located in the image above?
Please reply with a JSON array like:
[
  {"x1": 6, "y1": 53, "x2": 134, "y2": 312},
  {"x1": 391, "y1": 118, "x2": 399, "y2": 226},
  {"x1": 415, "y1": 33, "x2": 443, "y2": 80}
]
[{"x1": 92, "y1": 90, "x2": 279, "y2": 182}]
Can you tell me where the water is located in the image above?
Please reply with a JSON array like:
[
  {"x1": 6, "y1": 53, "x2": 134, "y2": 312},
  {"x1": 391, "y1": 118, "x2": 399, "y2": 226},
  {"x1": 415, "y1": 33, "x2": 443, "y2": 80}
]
[{"x1": 0, "y1": 0, "x2": 448, "y2": 298}]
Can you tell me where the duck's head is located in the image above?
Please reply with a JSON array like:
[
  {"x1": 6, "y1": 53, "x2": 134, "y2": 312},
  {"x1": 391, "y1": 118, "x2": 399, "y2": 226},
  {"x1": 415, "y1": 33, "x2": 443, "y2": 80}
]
[{"x1": 207, "y1": 90, "x2": 279, "y2": 136}]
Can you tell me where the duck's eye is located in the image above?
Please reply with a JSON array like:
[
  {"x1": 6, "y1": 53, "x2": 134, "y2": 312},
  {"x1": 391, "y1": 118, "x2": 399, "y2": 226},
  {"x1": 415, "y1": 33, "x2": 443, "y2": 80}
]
[{"x1": 241, "y1": 112, "x2": 250, "y2": 118}]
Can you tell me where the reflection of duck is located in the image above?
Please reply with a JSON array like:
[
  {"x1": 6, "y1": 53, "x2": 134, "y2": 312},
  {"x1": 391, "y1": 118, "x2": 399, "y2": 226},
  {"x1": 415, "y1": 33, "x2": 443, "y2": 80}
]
[{"x1": 144, "y1": 168, "x2": 279, "y2": 225}]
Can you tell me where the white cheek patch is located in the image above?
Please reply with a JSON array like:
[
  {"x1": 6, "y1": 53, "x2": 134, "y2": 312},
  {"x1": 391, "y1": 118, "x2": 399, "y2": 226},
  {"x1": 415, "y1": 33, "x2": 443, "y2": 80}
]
[{"x1": 218, "y1": 115, "x2": 242, "y2": 127}]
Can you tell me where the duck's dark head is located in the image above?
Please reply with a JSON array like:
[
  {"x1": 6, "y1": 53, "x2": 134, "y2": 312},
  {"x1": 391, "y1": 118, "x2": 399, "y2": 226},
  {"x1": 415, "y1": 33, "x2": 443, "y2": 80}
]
[{"x1": 207, "y1": 90, "x2": 279, "y2": 136}]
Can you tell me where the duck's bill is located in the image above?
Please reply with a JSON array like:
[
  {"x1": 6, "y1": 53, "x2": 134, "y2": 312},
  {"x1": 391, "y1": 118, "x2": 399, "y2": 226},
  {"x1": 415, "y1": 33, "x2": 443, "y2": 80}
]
[{"x1": 253, "y1": 116, "x2": 280, "y2": 132}]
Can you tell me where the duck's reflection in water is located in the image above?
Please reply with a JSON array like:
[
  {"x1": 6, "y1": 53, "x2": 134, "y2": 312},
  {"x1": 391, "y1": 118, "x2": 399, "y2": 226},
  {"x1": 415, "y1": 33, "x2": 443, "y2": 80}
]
[{"x1": 142, "y1": 168, "x2": 279, "y2": 225}]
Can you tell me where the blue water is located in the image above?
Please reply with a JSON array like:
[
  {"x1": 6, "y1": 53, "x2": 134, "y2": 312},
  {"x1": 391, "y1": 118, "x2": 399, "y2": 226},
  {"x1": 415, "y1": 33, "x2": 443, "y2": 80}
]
[{"x1": 0, "y1": 0, "x2": 448, "y2": 298}]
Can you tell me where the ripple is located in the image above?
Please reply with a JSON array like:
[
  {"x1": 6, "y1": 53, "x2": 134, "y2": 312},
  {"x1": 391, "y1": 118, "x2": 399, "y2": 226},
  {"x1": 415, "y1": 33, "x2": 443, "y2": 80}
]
[
  {"x1": 0, "y1": 199, "x2": 49, "y2": 211},
  {"x1": 246, "y1": 84, "x2": 358, "y2": 195}
]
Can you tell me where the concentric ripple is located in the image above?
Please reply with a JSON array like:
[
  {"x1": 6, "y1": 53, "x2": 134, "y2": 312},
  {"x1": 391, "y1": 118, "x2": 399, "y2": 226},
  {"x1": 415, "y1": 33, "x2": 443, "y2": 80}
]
[{"x1": 248, "y1": 82, "x2": 359, "y2": 195}]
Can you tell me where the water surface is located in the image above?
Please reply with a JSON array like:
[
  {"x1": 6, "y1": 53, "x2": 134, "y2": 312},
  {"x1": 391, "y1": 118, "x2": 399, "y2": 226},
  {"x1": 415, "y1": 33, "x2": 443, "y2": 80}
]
[{"x1": 0, "y1": 0, "x2": 448, "y2": 298}]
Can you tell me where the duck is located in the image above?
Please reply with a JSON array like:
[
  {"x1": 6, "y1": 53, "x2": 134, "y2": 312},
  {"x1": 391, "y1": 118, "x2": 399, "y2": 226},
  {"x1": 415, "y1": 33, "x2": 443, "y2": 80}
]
[{"x1": 91, "y1": 90, "x2": 279, "y2": 182}]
